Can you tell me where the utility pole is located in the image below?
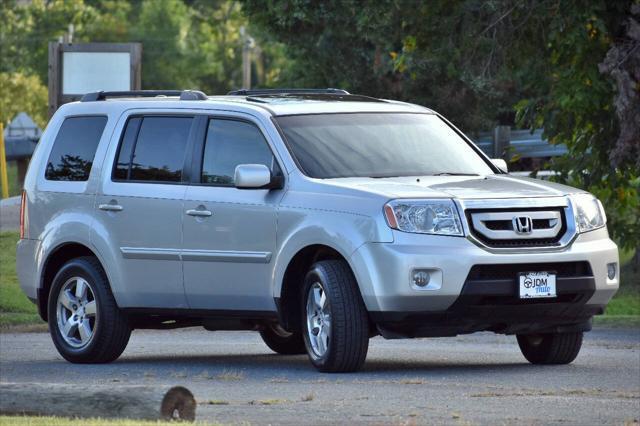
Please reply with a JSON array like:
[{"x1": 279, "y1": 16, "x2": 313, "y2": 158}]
[
  {"x1": 493, "y1": 125, "x2": 511, "y2": 159},
  {"x1": 0, "y1": 123, "x2": 8, "y2": 199},
  {"x1": 62, "y1": 24, "x2": 74, "y2": 43},
  {"x1": 240, "y1": 26, "x2": 254, "y2": 89}
]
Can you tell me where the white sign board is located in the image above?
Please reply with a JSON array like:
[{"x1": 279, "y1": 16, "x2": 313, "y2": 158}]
[{"x1": 62, "y1": 51, "x2": 131, "y2": 94}]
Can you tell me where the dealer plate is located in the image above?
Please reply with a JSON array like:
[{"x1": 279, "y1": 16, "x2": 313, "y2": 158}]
[{"x1": 519, "y1": 272, "x2": 556, "y2": 299}]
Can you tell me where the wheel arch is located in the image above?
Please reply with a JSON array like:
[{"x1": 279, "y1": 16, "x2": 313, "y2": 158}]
[
  {"x1": 38, "y1": 242, "x2": 107, "y2": 321},
  {"x1": 276, "y1": 243, "x2": 355, "y2": 332}
]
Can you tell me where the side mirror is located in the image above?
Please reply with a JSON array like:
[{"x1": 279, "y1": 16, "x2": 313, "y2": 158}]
[
  {"x1": 234, "y1": 164, "x2": 280, "y2": 189},
  {"x1": 491, "y1": 158, "x2": 508, "y2": 173}
]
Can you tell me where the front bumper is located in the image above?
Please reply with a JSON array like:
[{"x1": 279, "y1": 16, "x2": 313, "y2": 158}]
[{"x1": 351, "y1": 227, "x2": 619, "y2": 334}]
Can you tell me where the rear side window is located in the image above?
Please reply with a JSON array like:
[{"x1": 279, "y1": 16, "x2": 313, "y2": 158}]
[
  {"x1": 45, "y1": 116, "x2": 107, "y2": 181},
  {"x1": 113, "y1": 116, "x2": 193, "y2": 182},
  {"x1": 201, "y1": 119, "x2": 278, "y2": 185}
]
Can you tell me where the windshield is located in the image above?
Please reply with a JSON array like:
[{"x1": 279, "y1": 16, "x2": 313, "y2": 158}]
[{"x1": 275, "y1": 113, "x2": 494, "y2": 179}]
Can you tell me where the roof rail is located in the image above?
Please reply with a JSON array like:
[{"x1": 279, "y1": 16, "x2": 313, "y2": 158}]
[
  {"x1": 80, "y1": 90, "x2": 208, "y2": 102},
  {"x1": 227, "y1": 88, "x2": 349, "y2": 96}
]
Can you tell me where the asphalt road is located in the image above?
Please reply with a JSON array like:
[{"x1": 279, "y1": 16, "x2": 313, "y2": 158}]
[{"x1": 1, "y1": 327, "x2": 639, "y2": 425}]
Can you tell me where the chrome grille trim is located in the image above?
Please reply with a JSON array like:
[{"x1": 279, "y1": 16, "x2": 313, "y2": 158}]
[
  {"x1": 454, "y1": 197, "x2": 578, "y2": 253},
  {"x1": 470, "y1": 210, "x2": 562, "y2": 240}
]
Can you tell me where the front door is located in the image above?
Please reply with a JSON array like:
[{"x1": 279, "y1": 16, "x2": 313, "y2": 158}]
[{"x1": 182, "y1": 117, "x2": 283, "y2": 311}]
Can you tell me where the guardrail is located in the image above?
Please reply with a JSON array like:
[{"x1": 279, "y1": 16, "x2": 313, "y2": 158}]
[{"x1": 472, "y1": 128, "x2": 568, "y2": 159}]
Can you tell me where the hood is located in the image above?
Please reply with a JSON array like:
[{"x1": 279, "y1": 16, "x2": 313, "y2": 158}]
[{"x1": 323, "y1": 174, "x2": 583, "y2": 200}]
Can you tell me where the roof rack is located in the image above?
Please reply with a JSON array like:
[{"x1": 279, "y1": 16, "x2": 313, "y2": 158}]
[
  {"x1": 227, "y1": 88, "x2": 349, "y2": 96},
  {"x1": 80, "y1": 90, "x2": 208, "y2": 102},
  {"x1": 245, "y1": 93, "x2": 386, "y2": 104}
]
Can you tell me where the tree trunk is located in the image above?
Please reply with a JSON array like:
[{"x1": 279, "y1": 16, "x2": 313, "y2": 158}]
[{"x1": 0, "y1": 383, "x2": 196, "y2": 422}]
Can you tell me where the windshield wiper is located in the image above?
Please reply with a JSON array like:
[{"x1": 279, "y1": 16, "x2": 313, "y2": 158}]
[{"x1": 430, "y1": 172, "x2": 479, "y2": 176}]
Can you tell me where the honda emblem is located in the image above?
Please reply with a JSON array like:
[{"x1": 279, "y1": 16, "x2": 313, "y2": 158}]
[{"x1": 513, "y1": 216, "x2": 533, "y2": 234}]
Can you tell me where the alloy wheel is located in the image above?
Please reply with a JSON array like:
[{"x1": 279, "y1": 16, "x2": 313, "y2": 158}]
[
  {"x1": 56, "y1": 276, "x2": 97, "y2": 348},
  {"x1": 305, "y1": 282, "x2": 331, "y2": 357}
]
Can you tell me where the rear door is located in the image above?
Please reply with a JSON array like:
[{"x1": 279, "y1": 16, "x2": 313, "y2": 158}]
[
  {"x1": 94, "y1": 114, "x2": 195, "y2": 308},
  {"x1": 181, "y1": 115, "x2": 284, "y2": 311}
]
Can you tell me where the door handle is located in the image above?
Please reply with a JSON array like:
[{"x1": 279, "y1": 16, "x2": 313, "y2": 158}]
[
  {"x1": 186, "y1": 209, "x2": 212, "y2": 217},
  {"x1": 98, "y1": 203, "x2": 123, "y2": 212}
]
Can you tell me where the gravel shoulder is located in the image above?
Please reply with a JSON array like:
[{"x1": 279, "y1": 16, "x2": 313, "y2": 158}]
[{"x1": 1, "y1": 326, "x2": 638, "y2": 425}]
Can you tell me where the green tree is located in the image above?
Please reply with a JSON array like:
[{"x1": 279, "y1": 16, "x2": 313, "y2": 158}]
[
  {"x1": 242, "y1": 0, "x2": 639, "y2": 249},
  {"x1": 241, "y1": 1, "x2": 533, "y2": 131},
  {"x1": 1, "y1": 0, "x2": 109, "y2": 83},
  {"x1": 1, "y1": 0, "x2": 288, "y2": 97},
  {"x1": 0, "y1": 72, "x2": 48, "y2": 128},
  {"x1": 131, "y1": 0, "x2": 193, "y2": 89},
  {"x1": 513, "y1": 1, "x2": 639, "y2": 249}
]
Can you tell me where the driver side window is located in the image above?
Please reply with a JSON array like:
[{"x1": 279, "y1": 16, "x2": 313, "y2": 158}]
[{"x1": 201, "y1": 119, "x2": 279, "y2": 185}]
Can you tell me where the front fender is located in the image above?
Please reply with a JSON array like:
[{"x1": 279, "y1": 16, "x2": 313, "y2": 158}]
[{"x1": 273, "y1": 207, "x2": 391, "y2": 300}]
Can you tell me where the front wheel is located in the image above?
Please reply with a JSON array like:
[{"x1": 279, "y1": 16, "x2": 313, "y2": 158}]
[
  {"x1": 48, "y1": 257, "x2": 131, "y2": 363},
  {"x1": 517, "y1": 332, "x2": 583, "y2": 365},
  {"x1": 301, "y1": 260, "x2": 369, "y2": 373}
]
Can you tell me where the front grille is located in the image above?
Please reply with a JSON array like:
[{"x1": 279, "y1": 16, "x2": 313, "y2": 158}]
[
  {"x1": 484, "y1": 218, "x2": 555, "y2": 231},
  {"x1": 466, "y1": 207, "x2": 567, "y2": 248},
  {"x1": 467, "y1": 261, "x2": 593, "y2": 281}
]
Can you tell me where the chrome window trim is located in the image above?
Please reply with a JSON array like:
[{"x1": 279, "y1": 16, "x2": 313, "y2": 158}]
[{"x1": 454, "y1": 197, "x2": 578, "y2": 253}]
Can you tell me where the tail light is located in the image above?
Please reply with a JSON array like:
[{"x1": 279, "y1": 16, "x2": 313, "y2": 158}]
[{"x1": 19, "y1": 190, "x2": 26, "y2": 239}]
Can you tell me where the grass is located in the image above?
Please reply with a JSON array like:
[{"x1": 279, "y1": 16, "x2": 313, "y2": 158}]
[
  {"x1": 604, "y1": 290, "x2": 640, "y2": 316},
  {"x1": 1, "y1": 161, "x2": 21, "y2": 198},
  {"x1": 594, "y1": 315, "x2": 640, "y2": 328},
  {"x1": 201, "y1": 400, "x2": 230, "y2": 406},
  {"x1": 216, "y1": 369, "x2": 245, "y2": 381},
  {"x1": 0, "y1": 416, "x2": 223, "y2": 426},
  {"x1": 606, "y1": 253, "x2": 640, "y2": 317},
  {"x1": 0, "y1": 230, "x2": 638, "y2": 329},
  {"x1": 0, "y1": 231, "x2": 41, "y2": 327},
  {"x1": 249, "y1": 399, "x2": 288, "y2": 406}
]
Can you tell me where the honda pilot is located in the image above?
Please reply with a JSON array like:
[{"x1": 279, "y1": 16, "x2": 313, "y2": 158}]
[{"x1": 16, "y1": 89, "x2": 619, "y2": 372}]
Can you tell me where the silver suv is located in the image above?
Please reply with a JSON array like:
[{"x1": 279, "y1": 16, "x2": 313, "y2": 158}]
[{"x1": 17, "y1": 89, "x2": 619, "y2": 372}]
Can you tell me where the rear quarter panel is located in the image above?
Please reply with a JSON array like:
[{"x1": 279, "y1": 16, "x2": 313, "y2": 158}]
[{"x1": 20, "y1": 102, "x2": 122, "y2": 296}]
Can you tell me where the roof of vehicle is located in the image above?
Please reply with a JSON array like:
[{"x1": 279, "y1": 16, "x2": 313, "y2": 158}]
[{"x1": 73, "y1": 89, "x2": 433, "y2": 116}]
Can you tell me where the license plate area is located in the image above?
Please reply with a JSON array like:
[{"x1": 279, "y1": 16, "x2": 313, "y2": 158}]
[{"x1": 519, "y1": 271, "x2": 557, "y2": 299}]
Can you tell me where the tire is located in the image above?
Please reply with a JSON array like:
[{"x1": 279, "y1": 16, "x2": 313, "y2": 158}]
[
  {"x1": 517, "y1": 332, "x2": 583, "y2": 365},
  {"x1": 48, "y1": 256, "x2": 131, "y2": 363},
  {"x1": 301, "y1": 260, "x2": 369, "y2": 373},
  {"x1": 260, "y1": 324, "x2": 306, "y2": 355}
]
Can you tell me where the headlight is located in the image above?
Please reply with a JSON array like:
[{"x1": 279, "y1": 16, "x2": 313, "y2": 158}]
[
  {"x1": 384, "y1": 199, "x2": 463, "y2": 236},
  {"x1": 571, "y1": 193, "x2": 606, "y2": 233}
]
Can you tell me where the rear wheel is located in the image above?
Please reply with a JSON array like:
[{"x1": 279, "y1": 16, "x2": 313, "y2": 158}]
[
  {"x1": 48, "y1": 257, "x2": 131, "y2": 363},
  {"x1": 517, "y1": 332, "x2": 583, "y2": 365},
  {"x1": 301, "y1": 260, "x2": 369, "y2": 373},
  {"x1": 260, "y1": 324, "x2": 306, "y2": 355}
]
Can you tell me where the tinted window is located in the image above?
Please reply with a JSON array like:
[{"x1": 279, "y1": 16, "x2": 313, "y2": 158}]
[
  {"x1": 113, "y1": 117, "x2": 141, "y2": 180},
  {"x1": 45, "y1": 116, "x2": 107, "y2": 181},
  {"x1": 201, "y1": 119, "x2": 277, "y2": 185},
  {"x1": 276, "y1": 113, "x2": 494, "y2": 178},
  {"x1": 115, "y1": 116, "x2": 192, "y2": 182}
]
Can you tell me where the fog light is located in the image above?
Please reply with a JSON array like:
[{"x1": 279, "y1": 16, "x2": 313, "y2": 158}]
[
  {"x1": 412, "y1": 270, "x2": 431, "y2": 287},
  {"x1": 607, "y1": 263, "x2": 617, "y2": 280}
]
